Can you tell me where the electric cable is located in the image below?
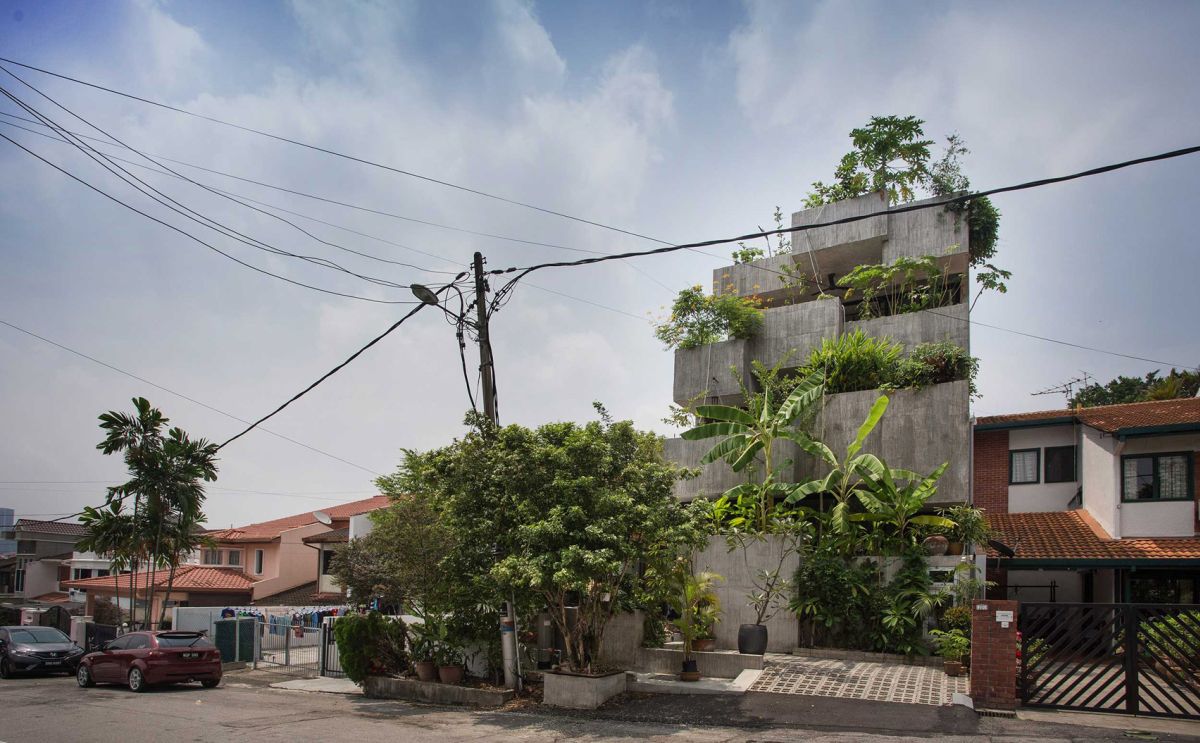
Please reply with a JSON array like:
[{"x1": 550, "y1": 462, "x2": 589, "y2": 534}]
[
  {"x1": 0, "y1": 131, "x2": 418, "y2": 305},
  {"x1": 488, "y1": 142, "x2": 1200, "y2": 279},
  {"x1": 0, "y1": 56, "x2": 713, "y2": 259},
  {"x1": 217, "y1": 276, "x2": 468, "y2": 450},
  {"x1": 0, "y1": 81, "x2": 419, "y2": 294},
  {"x1": 0, "y1": 318, "x2": 385, "y2": 475}
]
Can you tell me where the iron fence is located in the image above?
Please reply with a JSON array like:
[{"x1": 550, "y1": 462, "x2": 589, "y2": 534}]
[{"x1": 255, "y1": 620, "x2": 321, "y2": 676}]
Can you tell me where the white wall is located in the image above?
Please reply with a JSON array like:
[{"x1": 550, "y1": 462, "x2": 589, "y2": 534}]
[
  {"x1": 1081, "y1": 427, "x2": 1120, "y2": 537},
  {"x1": 1007, "y1": 425, "x2": 1079, "y2": 512},
  {"x1": 349, "y1": 513, "x2": 374, "y2": 540},
  {"x1": 22, "y1": 560, "x2": 60, "y2": 598},
  {"x1": 1116, "y1": 433, "x2": 1198, "y2": 538}
]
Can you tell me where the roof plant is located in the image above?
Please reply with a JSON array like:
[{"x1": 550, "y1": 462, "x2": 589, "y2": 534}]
[{"x1": 655, "y1": 285, "x2": 763, "y2": 350}]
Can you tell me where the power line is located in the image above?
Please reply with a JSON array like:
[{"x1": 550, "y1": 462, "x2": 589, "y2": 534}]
[
  {"x1": 0, "y1": 318, "x2": 385, "y2": 475},
  {"x1": 0, "y1": 80, "x2": 420, "y2": 295},
  {"x1": 0, "y1": 131, "x2": 419, "y2": 305},
  {"x1": 0, "y1": 110, "x2": 680, "y2": 292},
  {"x1": 487, "y1": 141, "x2": 1200, "y2": 279},
  {"x1": 217, "y1": 277, "x2": 467, "y2": 450},
  {"x1": 0, "y1": 56, "x2": 693, "y2": 254}
]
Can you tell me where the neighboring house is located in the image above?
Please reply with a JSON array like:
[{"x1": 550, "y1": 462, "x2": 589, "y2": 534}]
[
  {"x1": 302, "y1": 510, "x2": 378, "y2": 602},
  {"x1": 664, "y1": 191, "x2": 973, "y2": 507},
  {"x1": 0, "y1": 507, "x2": 16, "y2": 555},
  {"x1": 0, "y1": 519, "x2": 87, "y2": 598},
  {"x1": 975, "y1": 397, "x2": 1200, "y2": 604},
  {"x1": 61, "y1": 564, "x2": 257, "y2": 620},
  {"x1": 196, "y1": 496, "x2": 389, "y2": 604}
]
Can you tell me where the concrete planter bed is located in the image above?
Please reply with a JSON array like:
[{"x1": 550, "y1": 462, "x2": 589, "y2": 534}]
[
  {"x1": 792, "y1": 646, "x2": 942, "y2": 668},
  {"x1": 638, "y1": 646, "x2": 763, "y2": 679},
  {"x1": 542, "y1": 669, "x2": 627, "y2": 709},
  {"x1": 362, "y1": 675, "x2": 515, "y2": 708}
]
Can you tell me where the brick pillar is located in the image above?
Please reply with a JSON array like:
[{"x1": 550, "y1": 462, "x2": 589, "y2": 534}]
[
  {"x1": 970, "y1": 599, "x2": 1019, "y2": 710},
  {"x1": 973, "y1": 429, "x2": 1010, "y2": 514}
]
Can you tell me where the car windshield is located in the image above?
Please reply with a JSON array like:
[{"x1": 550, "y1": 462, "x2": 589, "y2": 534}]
[
  {"x1": 156, "y1": 634, "x2": 213, "y2": 648},
  {"x1": 8, "y1": 628, "x2": 70, "y2": 644}
]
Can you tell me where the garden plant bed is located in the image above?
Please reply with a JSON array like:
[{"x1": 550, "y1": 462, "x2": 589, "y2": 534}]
[
  {"x1": 363, "y1": 675, "x2": 515, "y2": 708},
  {"x1": 792, "y1": 646, "x2": 942, "y2": 668},
  {"x1": 542, "y1": 668, "x2": 627, "y2": 709}
]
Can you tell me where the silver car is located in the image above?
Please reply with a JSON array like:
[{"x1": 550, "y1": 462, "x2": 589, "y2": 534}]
[{"x1": 0, "y1": 626, "x2": 85, "y2": 678}]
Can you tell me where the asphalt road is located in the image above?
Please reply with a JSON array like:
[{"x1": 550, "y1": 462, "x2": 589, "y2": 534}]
[{"x1": 2, "y1": 671, "x2": 1199, "y2": 742}]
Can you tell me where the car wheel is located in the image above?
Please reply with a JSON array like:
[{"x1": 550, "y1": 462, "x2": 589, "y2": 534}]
[
  {"x1": 201, "y1": 679, "x2": 219, "y2": 688},
  {"x1": 0, "y1": 657, "x2": 12, "y2": 679},
  {"x1": 77, "y1": 664, "x2": 94, "y2": 688},
  {"x1": 128, "y1": 667, "x2": 147, "y2": 693}
]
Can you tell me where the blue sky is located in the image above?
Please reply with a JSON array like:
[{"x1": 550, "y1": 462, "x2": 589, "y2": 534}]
[{"x1": 0, "y1": 0, "x2": 1197, "y2": 527}]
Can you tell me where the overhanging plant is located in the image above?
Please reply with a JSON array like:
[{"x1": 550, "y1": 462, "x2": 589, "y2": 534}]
[{"x1": 654, "y1": 285, "x2": 764, "y2": 350}]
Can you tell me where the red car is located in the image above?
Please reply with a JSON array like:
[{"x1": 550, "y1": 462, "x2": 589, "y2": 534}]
[{"x1": 76, "y1": 631, "x2": 222, "y2": 692}]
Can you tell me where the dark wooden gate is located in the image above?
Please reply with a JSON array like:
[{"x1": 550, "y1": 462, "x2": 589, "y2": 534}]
[{"x1": 1020, "y1": 603, "x2": 1200, "y2": 719}]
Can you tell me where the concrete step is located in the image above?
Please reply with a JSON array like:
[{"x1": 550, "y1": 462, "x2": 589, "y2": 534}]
[{"x1": 626, "y1": 669, "x2": 761, "y2": 696}]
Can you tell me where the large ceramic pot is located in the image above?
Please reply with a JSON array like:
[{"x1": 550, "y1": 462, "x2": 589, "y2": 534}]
[
  {"x1": 693, "y1": 638, "x2": 716, "y2": 652},
  {"x1": 738, "y1": 623, "x2": 768, "y2": 655},
  {"x1": 922, "y1": 535, "x2": 949, "y2": 556},
  {"x1": 438, "y1": 664, "x2": 464, "y2": 684},
  {"x1": 414, "y1": 660, "x2": 438, "y2": 682},
  {"x1": 680, "y1": 659, "x2": 700, "y2": 682}
]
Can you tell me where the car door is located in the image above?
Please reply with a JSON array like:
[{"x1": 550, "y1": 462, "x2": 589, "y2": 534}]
[
  {"x1": 117, "y1": 634, "x2": 149, "y2": 680},
  {"x1": 91, "y1": 635, "x2": 127, "y2": 682}
]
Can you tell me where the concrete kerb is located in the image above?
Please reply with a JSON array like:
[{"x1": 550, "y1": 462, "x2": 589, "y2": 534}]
[{"x1": 363, "y1": 675, "x2": 514, "y2": 708}]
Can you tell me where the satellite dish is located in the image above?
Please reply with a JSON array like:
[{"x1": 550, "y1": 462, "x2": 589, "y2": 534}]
[{"x1": 313, "y1": 511, "x2": 333, "y2": 526}]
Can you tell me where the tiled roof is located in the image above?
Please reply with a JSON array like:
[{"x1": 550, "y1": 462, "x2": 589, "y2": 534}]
[
  {"x1": 61, "y1": 564, "x2": 256, "y2": 594},
  {"x1": 206, "y1": 496, "x2": 389, "y2": 542},
  {"x1": 986, "y1": 510, "x2": 1200, "y2": 562},
  {"x1": 14, "y1": 519, "x2": 86, "y2": 536},
  {"x1": 30, "y1": 592, "x2": 75, "y2": 604},
  {"x1": 302, "y1": 527, "x2": 349, "y2": 544},
  {"x1": 254, "y1": 581, "x2": 346, "y2": 606},
  {"x1": 977, "y1": 398, "x2": 1200, "y2": 434}
]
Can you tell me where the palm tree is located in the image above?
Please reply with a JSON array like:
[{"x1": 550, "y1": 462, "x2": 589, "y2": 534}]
[{"x1": 77, "y1": 504, "x2": 137, "y2": 622}]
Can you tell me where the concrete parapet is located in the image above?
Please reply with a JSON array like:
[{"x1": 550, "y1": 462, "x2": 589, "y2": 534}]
[
  {"x1": 791, "y1": 191, "x2": 889, "y2": 255},
  {"x1": 884, "y1": 194, "x2": 970, "y2": 269},
  {"x1": 751, "y1": 299, "x2": 843, "y2": 371},
  {"x1": 664, "y1": 437, "x2": 746, "y2": 502},
  {"x1": 636, "y1": 647, "x2": 764, "y2": 679},
  {"x1": 847, "y1": 304, "x2": 969, "y2": 352},
  {"x1": 363, "y1": 675, "x2": 515, "y2": 707},
  {"x1": 673, "y1": 338, "x2": 751, "y2": 405},
  {"x1": 542, "y1": 670, "x2": 627, "y2": 709}
]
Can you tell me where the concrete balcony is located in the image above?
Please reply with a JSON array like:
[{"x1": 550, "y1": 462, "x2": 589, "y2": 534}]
[
  {"x1": 664, "y1": 436, "x2": 806, "y2": 502},
  {"x1": 884, "y1": 194, "x2": 970, "y2": 272},
  {"x1": 846, "y1": 303, "x2": 969, "y2": 352},
  {"x1": 796, "y1": 380, "x2": 970, "y2": 505},
  {"x1": 672, "y1": 338, "x2": 751, "y2": 406}
]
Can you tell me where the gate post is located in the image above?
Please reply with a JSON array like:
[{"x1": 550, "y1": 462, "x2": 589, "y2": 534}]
[{"x1": 970, "y1": 599, "x2": 1019, "y2": 710}]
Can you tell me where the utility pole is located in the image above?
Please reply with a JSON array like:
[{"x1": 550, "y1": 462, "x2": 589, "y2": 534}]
[
  {"x1": 472, "y1": 251, "x2": 520, "y2": 691},
  {"x1": 473, "y1": 251, "x2": 497, "y2": 425}
]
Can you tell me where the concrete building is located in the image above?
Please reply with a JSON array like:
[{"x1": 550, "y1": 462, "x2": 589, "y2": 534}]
[
  {"x1": 664, "y1": 191, "x2": 972, "y2": 506},
  {"x1": 975, "y1": 397, "x2": 1200, "y2": 604}
]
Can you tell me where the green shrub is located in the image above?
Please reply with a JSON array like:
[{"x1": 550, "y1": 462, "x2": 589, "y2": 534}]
[
  {"x1": 940, "y1": 604, "x2": 972, "y2": 634},
  {"x1": 890, "y1": 341, "x2": 979, "y2": 397},
  {"x1": 333, "y1": 612, "x2": 409, "y2": 684},
  {"x1": 800, "y1": 329, "x2": 902, "y2": 394},
  {"x1": 655, "y1": 285, "x2": 764, "y2": 350},
  {"x1": 929, "y1": 628, "x2": 969, "y2": 662}
]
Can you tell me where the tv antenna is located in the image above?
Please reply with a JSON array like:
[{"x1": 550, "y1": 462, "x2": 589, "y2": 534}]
[{"x1": 1032, "y1": 372, "x2": 1094, "y2": 404}]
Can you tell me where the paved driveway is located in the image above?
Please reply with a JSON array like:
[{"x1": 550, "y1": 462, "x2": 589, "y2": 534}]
[{"x1": 750, "y1": 654, "x2": 968, "y2": 706}]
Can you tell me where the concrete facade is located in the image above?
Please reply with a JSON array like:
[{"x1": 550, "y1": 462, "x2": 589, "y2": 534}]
[{"x1": 691, "y1": 535, "x2": 801, "y2": 653}]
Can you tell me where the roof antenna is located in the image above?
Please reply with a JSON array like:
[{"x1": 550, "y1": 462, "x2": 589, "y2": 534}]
[{"x1": 1033, "y1": 372, "x2": 1093, "y2": 406}]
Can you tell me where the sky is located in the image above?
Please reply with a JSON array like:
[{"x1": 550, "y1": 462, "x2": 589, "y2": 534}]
[{"x1": 0, "y1": 0, "x2": 1197, "y2": 529}]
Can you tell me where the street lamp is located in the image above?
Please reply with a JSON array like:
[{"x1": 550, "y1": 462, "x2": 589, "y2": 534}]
[{"x1": 410, "y1": 284, "x2": 440, "y2": 306}]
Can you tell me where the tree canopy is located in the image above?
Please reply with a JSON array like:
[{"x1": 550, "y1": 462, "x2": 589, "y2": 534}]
[{"x1": 1068, "y1": 368, "x2": 1200, "y2": 408}]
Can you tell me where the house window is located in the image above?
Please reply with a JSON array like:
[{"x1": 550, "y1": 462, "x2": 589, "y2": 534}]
[
  {"x1": 72, "y1": 568, "x2": 93, "y2": 580},
  {"x1": 1044, "y1": 446, "x2": 1077, "y2": 484},
  {"x1": 1123, "y1": 453, "x2": 1193, "y2": 501},
  {"x1": 201, "y1": 549, "x2": 222, "y2": 565},
  {"x1": 17, "y1": 540, "x2": 35, "y2": 554},
  {"x1": 226, "y1": 550, "x2": 241, "y2": 567},
  {"x1": 96, "y1": 569, "x2": 109, "y2": 578},
  {"x1": 1009, "y1": 449, "x2": 1040, "y2": 485},
  {"x1": 254, "y1": 549, "x2": 264, "y2": 575},
  {"x1": 321, "y1": 549, "x2": 336, "y2": 576}
]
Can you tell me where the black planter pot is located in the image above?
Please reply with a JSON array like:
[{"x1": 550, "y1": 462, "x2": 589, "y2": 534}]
[
  {"x1": 738, "y1": 623, "x2": 768, "y2": 655},
  {"x1": 681, "y1": 659, "x2": 698, "y2": 673}
]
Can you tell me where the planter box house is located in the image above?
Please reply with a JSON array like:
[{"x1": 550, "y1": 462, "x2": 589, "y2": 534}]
[
  {"x1": 663, "y1": 192, "x2": 973, "y2": 651},
  {"x1": 975, "y1": 398, "x2": 1200, "y2": 604}
]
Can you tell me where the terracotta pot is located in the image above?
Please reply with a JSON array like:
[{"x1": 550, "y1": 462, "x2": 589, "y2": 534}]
[
  {"x1": 414, "y1": 660, "x2": 438, "y2": 682},
  {"x1": 438, "y1": 664, "x2": 464, "y2": 684},
  {"x1": 946, "y1": 541, "x2": 964, "y2": 556},
  {"x1": 693, "y1": 638, "x2": 716, "y2": 652},
  {"x1": 680, "y1": 659, "x2": 700, "y2": 682},
  {"x1": 923, "y1": 535, "x2": 949, "y2": 556},
  {"x1": 944, "y1": 660, "x2": 963, "y2": 677}
]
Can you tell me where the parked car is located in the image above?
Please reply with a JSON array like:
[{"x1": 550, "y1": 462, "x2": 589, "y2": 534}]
[
  {"x1": 76, "y1": 631, "x2": 222, "y2": 692},
  {"x1": 0, "y1": 626, "x2": 86, "y2": 678}
]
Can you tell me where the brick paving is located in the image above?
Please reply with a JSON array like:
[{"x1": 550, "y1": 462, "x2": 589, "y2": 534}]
[{"x1": 749, "y1": 653, "x2": 968, "y2": 706}]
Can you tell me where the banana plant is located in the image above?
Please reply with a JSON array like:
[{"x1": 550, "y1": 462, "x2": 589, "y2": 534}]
[
  {"x1": 681, "y1": 371, "x2": 824, "y2": 532},
  {"x1": 851, "y1": 462, "x2": 957, "y2": 549}
]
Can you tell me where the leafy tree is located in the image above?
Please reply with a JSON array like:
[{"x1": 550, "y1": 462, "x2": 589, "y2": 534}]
[
  {"x1": 654, "y1": 285, "x2": 764, "y2": 350},
  {"x1": 1069, "y1": 368, "x2": 1200, "y2": 408},
  {"x1": 333, "y1": 612, "x2": 408, "y2": 683},
  {"x1": 805, "y1": 116, "x2": 933, "y2": 207},
  {"x1": 87, "y1": 398, "x2": 218, "y2": 628}
]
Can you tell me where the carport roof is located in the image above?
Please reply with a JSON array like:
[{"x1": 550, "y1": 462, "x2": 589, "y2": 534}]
[{"x1": 987, "y1": 510, "x2": 1200, "y2": 566}]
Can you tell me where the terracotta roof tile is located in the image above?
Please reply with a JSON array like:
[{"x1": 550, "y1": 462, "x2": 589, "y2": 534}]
[
  {"x1": 30, "y1": 592, "x2": 75, "y2": 604},
  {"x1": 206, "y1": 496, "x2": 389, "y2": 542},
  {"x1": 977, "y1": 398, "x2": 1200, "y2": 434},
  {"x1": 61, "y1": 564, "x2": 256, "y2": 594},
  {"x1": 301, "y1": 527, "x2": 349, "y2": 544},
  {"x1": 986, "y1": 511, "x2": 1200, "y2": 561},
  {"x1": 14, "y1": 519, "x2": 86, "y2": 536}
]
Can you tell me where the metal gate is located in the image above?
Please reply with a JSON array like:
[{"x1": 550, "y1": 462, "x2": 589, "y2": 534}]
[
  {"x1": 255, "y1": 620, "x2": 321, "y2": 676},
  {"x1": 319, "y1": 617, "x2": 345, "y2": 678},
  {"x1": 1020, "y1": 603, "x2": 1200, "y2": 719}
]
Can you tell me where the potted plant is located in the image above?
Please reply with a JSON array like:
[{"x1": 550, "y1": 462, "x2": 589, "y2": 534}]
[
  {"x1": 939, "y1": 505, "x2": 990, "y2": 556},
  {"x1": 929, "y1": 629, "x2": 969, "y2": 677},
  {"x1": 675, "y1": 571, "x2": 723, "y2": 681},
  {"x1": 436, "y1": 643, "x2": 465, "y2": 685},
  {"x1": 693, "y1": 597, "x2": 721, "y2": 652},
  {"x1": 409, "y1": 613, "x2": 443, "y2": 683}
]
